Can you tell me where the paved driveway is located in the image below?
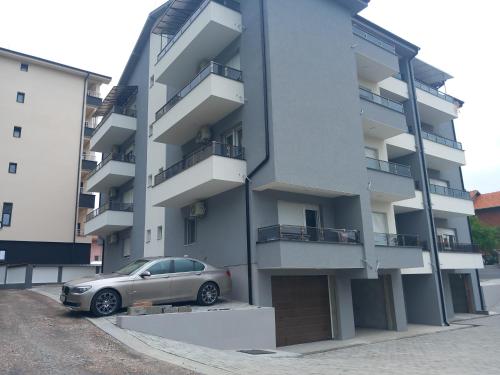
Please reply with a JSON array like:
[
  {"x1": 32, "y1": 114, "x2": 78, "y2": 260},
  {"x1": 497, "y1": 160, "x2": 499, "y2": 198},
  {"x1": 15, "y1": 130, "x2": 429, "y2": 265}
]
[{"x1": 0, "y1": 289, "x2": 197, "y2": 375}]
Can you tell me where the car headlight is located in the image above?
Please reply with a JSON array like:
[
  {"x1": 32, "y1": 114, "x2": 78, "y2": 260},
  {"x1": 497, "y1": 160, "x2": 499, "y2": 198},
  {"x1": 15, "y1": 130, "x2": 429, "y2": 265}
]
[{"x1": 70, "y1": 286, "x2": 92, "y2": 294}]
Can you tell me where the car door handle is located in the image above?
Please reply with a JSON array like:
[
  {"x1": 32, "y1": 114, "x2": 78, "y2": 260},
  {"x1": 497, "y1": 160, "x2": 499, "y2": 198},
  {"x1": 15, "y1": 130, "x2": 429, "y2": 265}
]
[{"x1": 195, "y1": 272, "x2": 202, "y2": 276}]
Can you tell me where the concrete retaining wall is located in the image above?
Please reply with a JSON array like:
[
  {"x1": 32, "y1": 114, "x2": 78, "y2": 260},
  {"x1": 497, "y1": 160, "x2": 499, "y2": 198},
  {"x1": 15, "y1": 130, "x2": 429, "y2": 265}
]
[{"x1": 117, "y1": 307, "x2": 276, "y2": 350}]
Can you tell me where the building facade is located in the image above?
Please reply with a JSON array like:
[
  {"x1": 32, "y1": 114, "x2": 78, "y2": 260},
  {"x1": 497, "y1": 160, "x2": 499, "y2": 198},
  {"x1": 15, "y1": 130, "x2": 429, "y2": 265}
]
[
  {"x1": 0, "y1": 47, "x2": 110, "y2": 265},
  {"x1": 89, "y1": 0, "x2": 484, "y2": 346},
  {"x1": 471, "y1": 190, "x2": 500, "y2": 227}
]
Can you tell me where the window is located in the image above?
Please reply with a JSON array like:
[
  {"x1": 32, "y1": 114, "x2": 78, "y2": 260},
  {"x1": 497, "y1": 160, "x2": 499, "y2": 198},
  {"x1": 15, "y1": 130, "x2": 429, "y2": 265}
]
[
  {"x1": 184, "y1": 218, "x2": 196, "y2": 245},
  {"x1": 0, "y1": 250, "x2": 5, "y2": 261},
  {"x1": 223, "y1": 125, "x2": 243, "y2": 147},
  {"x1": 20, "y1": 63, "x2": 29, "y2": 72},
  {"x1": 16, "y1": 92, "x2": 25, "y2": 103},
  {"x1": 150, "y1": 75, "x2": 155, "y2": 88},
  {"x1": 2, "y1": 203, "x2": 13, "y2": 227},
  {"x1": 157, "y1": 226, "x2": 163, "y2": 240},
  {"x1": 8, "y1": 163, "x2": 17, "y2": 174},
  {"x1": 94, "y1": 255, "x2": 100, "y2": 261},
  {"x1": 13, "y1": 127, "x2": 22, "y2": 138},
  {"x1": 123, "y1": 237, "x2": 131, "y2": 257},
  {"x1": 193, "y1": 260, "x2": 205, "y2": 272},
  {"x1": 147, "y1": 174, "x2": 153, "y2": 187},
  {"x1": 147, "y1": 259, "x2": 171, "y2": 275},
  {"x1": 173, "y1": 259, "x2": 195, "y2": 273},
  {"x1": 146, "y1": 229, "x2": 151, "y2": 243}
]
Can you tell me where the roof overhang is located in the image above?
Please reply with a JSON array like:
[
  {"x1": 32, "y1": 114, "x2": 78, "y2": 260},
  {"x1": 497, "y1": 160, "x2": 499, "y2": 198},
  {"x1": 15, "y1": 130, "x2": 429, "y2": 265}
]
[
  {"x1": 336, "y1": 0, "x2": 369, "y2": 14},
  {"x1": 152, "y1": 0, "x2": 204, "y2": 35},
  {"x1": 413, "y1": 59, "x2": 453, "y2": 88},
  {"x1": 95, "y1": 86, "x2": 138, "y2": 116}
]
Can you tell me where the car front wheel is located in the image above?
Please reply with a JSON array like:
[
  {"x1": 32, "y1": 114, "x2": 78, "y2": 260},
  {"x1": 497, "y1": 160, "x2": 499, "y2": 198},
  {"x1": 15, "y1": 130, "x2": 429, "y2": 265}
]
[
  {"x1": 197, "y1": 282, "x2": 219, "y2": 306},
  {"x1": 91, "y1": 289, "x2": 121, "y2": 317}
]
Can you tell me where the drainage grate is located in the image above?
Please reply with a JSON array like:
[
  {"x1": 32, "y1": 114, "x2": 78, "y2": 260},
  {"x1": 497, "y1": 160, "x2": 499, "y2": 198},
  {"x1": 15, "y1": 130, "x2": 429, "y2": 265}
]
[{"x1": 238, "y1": 349, "x2": 276, "y2": 355}]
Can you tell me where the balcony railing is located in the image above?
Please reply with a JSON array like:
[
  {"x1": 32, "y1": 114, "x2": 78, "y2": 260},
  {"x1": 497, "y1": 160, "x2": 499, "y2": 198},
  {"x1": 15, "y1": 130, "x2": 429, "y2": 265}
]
[
  {"x1": 352, "y1": 24, "x2": 396, "y2": 54},
  {"x1": 374, "y1": 233, "x2": 420, "y2": 247},
  {"x1": 437, "y1": 241, "x2": 480, "y2": 253},
  {"x1": 154, "y1": 142, "x2": 244, "y2": 186},
  {"x1": 421, "y1": 131, "x2": 463, "y2": 150},
  {"x1": 414, "y1": 80, "x2": 462, "y2": 106},
  {"x1": 88, "y1": 152, "x2": 136, "y2": 179},
  {"x1": 257, "y1": 225, "x2": 360, "y2": 244},
  {"x1": 366, "y1": 157, "x2": 412, "y2": 178},
  {"x1": 155, "y1": 62, "x2": 243, "y2": 122},
  {"x1": 429, "y1": 184, "x2": 471, "y2": 200},
  {"x1": 87, "y1": 90, "x2": 100, "y2": 98},
  {"x1": 85, "y1": 202, "x2": 134, "y2": 222},
  {"x1": 93, "y1": 108, "x2": 138, "y2": 135},
  {"x1": 157, "y1": 0, "x2": 241, "y2": 63},
  {"x1": 359, "y1": 87, "x2": 404, "y2": 113},
  {"x1": 82, "y1": 152, "x2": 98, "y2": 162}
]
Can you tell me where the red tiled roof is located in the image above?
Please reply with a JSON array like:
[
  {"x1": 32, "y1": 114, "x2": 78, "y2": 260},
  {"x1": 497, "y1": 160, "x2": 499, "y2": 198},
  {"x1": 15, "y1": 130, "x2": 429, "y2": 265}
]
[{"x1": 472, "y1": 191, "x2": 500, "y2": 210}]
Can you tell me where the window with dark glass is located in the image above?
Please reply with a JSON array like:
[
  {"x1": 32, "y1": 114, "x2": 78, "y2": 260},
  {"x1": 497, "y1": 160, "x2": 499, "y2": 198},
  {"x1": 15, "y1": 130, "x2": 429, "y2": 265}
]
[
  {"x1": 20, "y1": 63, "x2": 29, "y2": 72},
  {"x1": 193, "y1": 261, "x2": 205, "y2": 272},
  {"x1": 13, "y1": 127, "x2": 22, "y2": 138},
  {"x1": 8, "y1": 163, "x2": 17, "y2": 174},
  {"x1": 2, "y1": 203, "x2": 13, "y2": 227},
  {"x1": 184, "y1": 218, "x2": 196, "y2": 245},
  {"x1": 147, "y1": 260, "x2": 171, "y2": 275},
  {"x1": 174, "y1": 259, "x2": 195, "y2": 273},
  {"x1": 16, "y1": 92, "x2": 25, "y2": 103}
]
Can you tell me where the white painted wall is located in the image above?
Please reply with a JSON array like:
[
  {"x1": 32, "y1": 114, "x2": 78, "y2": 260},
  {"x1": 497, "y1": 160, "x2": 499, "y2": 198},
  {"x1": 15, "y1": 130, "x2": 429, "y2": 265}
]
[
  {"x1": 61, "y1": 266, "x2": 97, "y2": 282},
  {"x1": 5, "y1": 266, "x2": 26, "y2": 284},
  {"x1": 371, "y1": 200, "x2": 397, "y2": 234},
  {"x1": 431, "y1": 194, "x2": 475, "y2": 216},
  {"x1": 32, "y1": 266, "x2": 59, "y2": 283},
  {"x1": 0, "y1": 265, "x2": 6, "y2": 285},
  {"x1": 439, "y1": 252, "x2": 484, "y2": 270},
  {"x1": 277, "y1": 201, "x2": 320, "y2": 226}
]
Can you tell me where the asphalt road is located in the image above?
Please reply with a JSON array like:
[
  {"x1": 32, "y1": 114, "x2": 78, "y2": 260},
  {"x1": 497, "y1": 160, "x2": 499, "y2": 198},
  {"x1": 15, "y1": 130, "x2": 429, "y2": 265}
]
[{"x1": 0, "y1": 289, "x2": 197, "y2": 375}]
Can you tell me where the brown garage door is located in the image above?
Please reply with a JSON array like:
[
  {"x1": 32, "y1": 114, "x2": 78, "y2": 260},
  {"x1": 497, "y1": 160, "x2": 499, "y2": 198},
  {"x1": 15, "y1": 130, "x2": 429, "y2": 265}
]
[{"x1": 272, "y1": 276, "x2": 332, "y2": 347}]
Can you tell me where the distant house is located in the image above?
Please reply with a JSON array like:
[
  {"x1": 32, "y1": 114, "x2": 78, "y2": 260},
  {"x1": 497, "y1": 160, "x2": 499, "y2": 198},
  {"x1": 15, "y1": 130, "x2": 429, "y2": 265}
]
[{"x1": 471, "y1": 190, "x2": 500, "y2": 227}]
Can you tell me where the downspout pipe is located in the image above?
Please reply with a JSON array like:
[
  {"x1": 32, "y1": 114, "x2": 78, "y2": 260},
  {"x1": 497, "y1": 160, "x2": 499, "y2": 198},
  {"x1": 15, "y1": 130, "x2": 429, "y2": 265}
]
[
  {"x1": 73, "y1": 73, "x2": 89, "y2": 244},
  {"x1": 245, "y1": 0, "x2": 270, "y2": 305},
  {"x1": 407, "y1": 61, "x2": 449, "y2": 326}
]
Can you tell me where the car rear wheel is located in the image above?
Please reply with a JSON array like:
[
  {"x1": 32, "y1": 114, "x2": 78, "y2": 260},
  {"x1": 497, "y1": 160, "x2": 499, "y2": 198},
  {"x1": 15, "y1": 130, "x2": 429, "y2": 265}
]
[
  {"x1": 91, "y1": 289, "x2": 120, "y2": 317},
  {"x1": 197, "y1": 282, "x2": 219, "y2": 306}
]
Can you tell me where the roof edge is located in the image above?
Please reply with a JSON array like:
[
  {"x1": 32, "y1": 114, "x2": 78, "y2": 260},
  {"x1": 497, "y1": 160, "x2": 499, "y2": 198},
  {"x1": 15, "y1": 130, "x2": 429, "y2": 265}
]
[{"x1": 0, "y1": 46, "x2": 111, "y2": 83}]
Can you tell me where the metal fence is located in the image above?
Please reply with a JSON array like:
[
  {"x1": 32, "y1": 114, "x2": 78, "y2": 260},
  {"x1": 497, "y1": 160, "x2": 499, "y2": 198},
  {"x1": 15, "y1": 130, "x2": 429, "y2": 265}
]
[{"x1": 257, "y1": 225, "x2": 360, "y2": 244}]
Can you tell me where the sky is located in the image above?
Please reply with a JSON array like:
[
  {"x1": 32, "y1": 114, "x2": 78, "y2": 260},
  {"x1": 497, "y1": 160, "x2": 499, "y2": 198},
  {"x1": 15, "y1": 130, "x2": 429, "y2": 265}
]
[{"x1": 0, "y1": 0, "x2": 498, "y2": 193}]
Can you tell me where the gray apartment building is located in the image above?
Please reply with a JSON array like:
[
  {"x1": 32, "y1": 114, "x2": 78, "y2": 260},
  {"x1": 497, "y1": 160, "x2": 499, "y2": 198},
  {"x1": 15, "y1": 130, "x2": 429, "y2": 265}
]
[{"x1": 84, "y1": 0, "x2": 485, "y2": 346}]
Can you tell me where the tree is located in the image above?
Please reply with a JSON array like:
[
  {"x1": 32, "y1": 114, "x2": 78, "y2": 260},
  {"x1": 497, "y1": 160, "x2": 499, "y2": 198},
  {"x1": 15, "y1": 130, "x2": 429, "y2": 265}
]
[{"x1": 470, "y1": 216, "x2": 500, "y2": 264}]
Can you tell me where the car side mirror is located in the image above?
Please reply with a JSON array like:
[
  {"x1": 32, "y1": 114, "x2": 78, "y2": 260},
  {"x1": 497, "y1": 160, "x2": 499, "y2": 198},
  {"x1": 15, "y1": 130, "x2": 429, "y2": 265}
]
[{"x1": 139, "y1": 271, "x2": 151, "y2": 278}]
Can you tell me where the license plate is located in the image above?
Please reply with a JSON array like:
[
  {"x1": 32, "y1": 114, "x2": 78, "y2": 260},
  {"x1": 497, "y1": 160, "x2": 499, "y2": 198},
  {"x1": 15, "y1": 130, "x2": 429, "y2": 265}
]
[{"x1": 60, "y1": 294, "x2": 66, "y2": 303}]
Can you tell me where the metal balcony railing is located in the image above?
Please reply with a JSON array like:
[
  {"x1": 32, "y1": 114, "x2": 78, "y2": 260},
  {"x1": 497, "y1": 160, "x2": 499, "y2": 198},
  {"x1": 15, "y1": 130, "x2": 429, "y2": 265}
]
[
  {"x1": 352, "y1": 24, "x2": 396, "y2": 54},
  {"x1": 429, "y1": 184, "x2": 471, "y2": 200},
  {"x1": 437, "y1": 241, "x2": 480, "y2": 253},
  {"x1": 85, "y1": 202, "x2": 134, "y2": 222},
  {"x1": 257, "y1": 225, "x2": 360, "y2": 244},
  {"x1": 155, "y1": 62, "x2": 243, "y2": 122},
  {"x1": 81, "y1": 153, "x2": 98, "y2": 162},
  {"x1": 87, "y1": 90, "x2": 100, "y2": 98},
  {"x1": 359, "y1": 87, "x2": 404, "y2": 113},
  {"x1": 154, "y1": 142, "x2": 244, "y2": 186},
  {"x1": 156, "y1": 0, "x2": 241, "y2": 63},
  {"x1": 366, "y1": 157, "x2": 412, "y2": 178},
  {"x1": 421, "y1": 131, "x2": 463, "y2": 150},
  {"x1": 374, "y1": 233, "x2": 420, "y2": 247},
  {"x1": 414, "y1": 80, "x2": 462, "y2": 106},
  {"x1": 88, "y1": 152, "x2": 135, "y2": 179}
]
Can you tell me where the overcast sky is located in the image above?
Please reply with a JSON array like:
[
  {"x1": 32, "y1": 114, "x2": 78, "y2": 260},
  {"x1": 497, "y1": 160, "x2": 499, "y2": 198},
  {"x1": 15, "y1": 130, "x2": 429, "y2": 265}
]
[{"x1": 1, "y1": 0, "x2": 498, "y2": 193}]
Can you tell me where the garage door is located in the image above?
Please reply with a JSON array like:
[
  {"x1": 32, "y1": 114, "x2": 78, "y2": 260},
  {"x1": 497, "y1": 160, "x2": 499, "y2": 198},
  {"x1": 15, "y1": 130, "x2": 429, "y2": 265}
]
[{"x1": 271, "y1": 276, "x2": 332, "y2": 347}]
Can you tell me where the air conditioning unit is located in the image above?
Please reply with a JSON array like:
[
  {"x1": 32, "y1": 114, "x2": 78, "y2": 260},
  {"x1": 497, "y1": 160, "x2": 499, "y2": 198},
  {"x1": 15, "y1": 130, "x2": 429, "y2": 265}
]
[
  {"x1": 108, "y1": 233, "x2": 118, "y2": 245},
  {"x1": 195, "y1": 126, "x2": 212, "y2": 144},
  {"x1": 189, "y1": 201, "x2": 206, "y2": 218},
  {"x1": 109, "y1": 188, "x2": 118, "y2": 199}
]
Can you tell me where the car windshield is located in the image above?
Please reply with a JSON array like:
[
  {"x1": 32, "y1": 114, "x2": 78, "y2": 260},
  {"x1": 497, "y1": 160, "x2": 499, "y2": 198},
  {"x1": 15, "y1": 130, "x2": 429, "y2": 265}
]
[{"x1": 115, "y1": 259, "x2": 150, "y2": 275}]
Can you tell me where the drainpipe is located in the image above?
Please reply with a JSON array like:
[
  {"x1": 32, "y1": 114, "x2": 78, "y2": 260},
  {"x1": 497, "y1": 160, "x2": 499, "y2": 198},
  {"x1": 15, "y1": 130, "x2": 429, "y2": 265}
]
[
  {"x1": 407, "y1": 61, "x2": 449, "y2": 326},
  {"x1": 245, "y1": 0, "x2": 270, "y2": 305},
  {"x1": 73, "y1": 73, "x2": 89, "y2": 244}
]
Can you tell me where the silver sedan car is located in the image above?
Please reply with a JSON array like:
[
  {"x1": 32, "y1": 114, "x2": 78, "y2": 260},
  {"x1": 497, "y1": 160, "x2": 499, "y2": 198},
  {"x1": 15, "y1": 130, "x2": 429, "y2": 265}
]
[{"x1": 60, "y1": 257, "x2": 232, "y2": 316}]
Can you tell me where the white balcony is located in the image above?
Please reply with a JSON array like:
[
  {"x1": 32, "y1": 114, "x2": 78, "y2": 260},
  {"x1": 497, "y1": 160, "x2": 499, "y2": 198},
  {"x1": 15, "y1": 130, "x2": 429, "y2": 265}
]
[
  {"x1": 430, "y1": 186, "x2": 475, "y2": 218},
  {"x1": 438, "y1": 251, "x2": 484, "y2": 270},
  {"x1": 415, "y1": 82, "x2": 461, "y2": 126},
  {"x1": 90, "y1": 113, "x2": 137, "y2": 153},
  {"x1": 86, "y1": 154, "x2": 136, "y2": 193},
  {"x1": 422, "y1": 134, "x2": 466, "y2": 168},
  {"x1": 393, "y1": 190, "x2": 424, "y2": 213},
  {"x1": 155, "y1": 0, "x2": 242, "y2": 88},
  {"x1": 378, "y1": 76, "x2": 409, "y2": 102},
  {"x1": 153, "y1": 63, "x2": 244, "y2": 145},
  {"x1": 152, "y1": 143, "x2": 246, "y2": 208},
  {"x1": 85, "y1": 203, "x2": 134, "y2": 236}
]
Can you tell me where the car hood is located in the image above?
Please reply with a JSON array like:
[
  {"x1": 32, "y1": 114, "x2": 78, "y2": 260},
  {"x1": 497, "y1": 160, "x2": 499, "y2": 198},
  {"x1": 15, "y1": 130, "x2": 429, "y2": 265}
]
[{"x1": 65, "y1": 273, "x2": 131, "y2": 286}]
